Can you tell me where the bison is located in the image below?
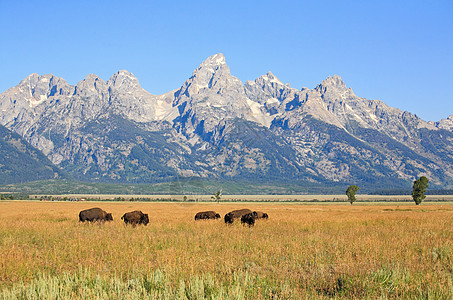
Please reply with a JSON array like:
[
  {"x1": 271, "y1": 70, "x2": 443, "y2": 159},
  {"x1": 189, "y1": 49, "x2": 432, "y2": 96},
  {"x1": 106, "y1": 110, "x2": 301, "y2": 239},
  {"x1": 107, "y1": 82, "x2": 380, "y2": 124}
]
[
  {"x1": 241, "y1": 212, "x2": 257, "y2": 227},
  {"x1": 224, "y1": 209, "x2": 252, "y2": 224},
  {"x1": 253, "y1": 211, "x2": 269, "y2": 219},
  {"x1": 79, "y1": 207, "x2": 113, "y2": 222},
  {"x1": 194, "y1": 211, "x2": 221, "y2": 220},
  {"x1": 121, "y1": 210, "x2": 149, "y2": 226}
]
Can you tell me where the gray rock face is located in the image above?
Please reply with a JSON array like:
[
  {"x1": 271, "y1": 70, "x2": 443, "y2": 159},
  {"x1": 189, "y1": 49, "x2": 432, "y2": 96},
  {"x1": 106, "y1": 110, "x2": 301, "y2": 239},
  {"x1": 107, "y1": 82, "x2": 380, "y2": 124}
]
[
  {"x1": 107, "y1": 70, "x2": 141, "y2": 93},
  {"x1": 0, "y1": 54, "x2": 452, "y2": 188},
  {"x1": 0, "y1": 123, "x2": 65, "y2": 184},
  {"x1": 0, "y1": 73, "x2": 72, "y2": 126},
  {"x1": 173, "y1": 54, "x2": 266, "y2": 144},
  {"x1": 107, "y1": 70, "x2": 176, "y2": 123},
  {"x1": 430, "y1": 115, "x2": 453, "y2": 132}
]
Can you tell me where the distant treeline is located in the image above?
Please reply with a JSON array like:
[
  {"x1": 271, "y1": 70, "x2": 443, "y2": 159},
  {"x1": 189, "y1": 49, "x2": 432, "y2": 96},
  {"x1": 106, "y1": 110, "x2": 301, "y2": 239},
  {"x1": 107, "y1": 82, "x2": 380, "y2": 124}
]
[
  {"x1": 370, "y1": 189, "x2": 453, "y2": 195},
  {"x1": 34, "y1": 196, "x2": 348, "y2": 203},
  {"x1": 0, "y1": 193, "x2": 15, "y2": 200}
]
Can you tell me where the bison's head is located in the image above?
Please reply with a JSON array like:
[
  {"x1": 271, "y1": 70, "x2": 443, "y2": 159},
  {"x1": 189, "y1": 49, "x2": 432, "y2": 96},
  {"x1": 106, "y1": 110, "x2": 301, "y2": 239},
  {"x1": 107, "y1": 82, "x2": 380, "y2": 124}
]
[
  {"x1": 141, "y1": 214, "x2": 149, "y2": 225},
  {"x1": 215, "y1": 213, "x2": 220, "y2": 219},
  {"x1": 241, "y1": 213, "x2": 256, "y2": 226},
  {"x1": 224, "y1": 213, "x2": 233, "y2": 224},
  {"x1": 263, "y1": 213, "x2": 269, "y2": 219},
  {"x1": 106, "y1": 213, "x2": 113, "y2": 221}
]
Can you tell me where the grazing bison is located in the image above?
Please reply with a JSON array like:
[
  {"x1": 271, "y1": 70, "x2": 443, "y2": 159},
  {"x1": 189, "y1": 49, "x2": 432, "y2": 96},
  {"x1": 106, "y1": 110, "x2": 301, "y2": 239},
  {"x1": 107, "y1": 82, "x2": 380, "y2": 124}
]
[
  {"x1": 194, "y1": 211, "x2": 221, "y2": 220},
  {"x1": 241, "y1": 212, "x2": 257, "y2": 227},
  {"x1": 121, "y1": 210, "x2": 149, "y2": 226},
  {"x1": 224, "y1": 209, "x2": 252, "y2": 224},
  {"x1": 253, "y1": 211, "x2": 269, "y2": 219},
  {"x1": 79, "y1": 208, "x2": 113, "y2": 222}
]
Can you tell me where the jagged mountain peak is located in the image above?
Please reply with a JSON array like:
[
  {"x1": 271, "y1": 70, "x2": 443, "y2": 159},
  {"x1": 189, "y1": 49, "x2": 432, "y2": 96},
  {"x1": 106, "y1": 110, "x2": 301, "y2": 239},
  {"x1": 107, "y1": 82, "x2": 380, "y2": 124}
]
[
  {"x1": 75, "y1": 74, "x2": 107, "y2": 88},
  {"x1": 74, "y1": 74, "x2": 108, "y2": 98},
  {"x1": 109, "y1": 70, "x2": 138, "y2": 80},
  {"x1": 14, "y1": 73, "x2": 72, "y2": 107},
  {"x1": 19, "y1": 73, "x2": 65, "y2": 89},
  {"x1": 191, "y1": 53, "x2": 231, "y2": 81},
  {"x1": 244, "y1": 70, "x2": 295, "y2": 107},
  {"x1": 19, "y1": 73, "x2": 57, "y2": 84},
  {"x1": 324, "y1": 74, "x2": 345, "y2": 85},
  {"x1": 80, "y1": 73, "x2": 103, "y2": 82},
  {"x1": 315, "y1": 74, "x2": 356, "y2": 101},
  {"x1": 317, "y1": 75, "x2": 347, "y2": 90},
  {"x1": 259, "y1": 71, "x2": 285, "y2": 86},
  {"x1": 199, "y1": 53, "x2": 226, "y2": 67},
  {"x1": 107, "y1": 70, "x2": 140, "y2": 92},
  {"x1": 175, "y1": 53, "x2": 242, "y2": 101},
  {"x1": 431, "y1": 114, "x2": 453, "y2": 132},
  {"x1": 19, "y1": 73, "x2": 41, "y2": 86},
  {"x1": 244, "y1": 71, "x2": 290, "y2": 95}
]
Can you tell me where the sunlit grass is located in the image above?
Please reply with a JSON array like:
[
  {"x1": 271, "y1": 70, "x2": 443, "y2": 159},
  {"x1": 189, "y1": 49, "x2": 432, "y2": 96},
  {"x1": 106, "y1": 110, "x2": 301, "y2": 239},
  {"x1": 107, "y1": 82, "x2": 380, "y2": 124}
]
[{"x1": 0, "y1": 201, "x2": 452, "y2": 298}]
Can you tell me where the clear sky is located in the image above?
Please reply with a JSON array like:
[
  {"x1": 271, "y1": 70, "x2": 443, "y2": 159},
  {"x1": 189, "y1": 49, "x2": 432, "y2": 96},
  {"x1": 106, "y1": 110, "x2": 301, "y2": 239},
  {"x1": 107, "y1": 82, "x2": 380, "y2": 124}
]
[{"x1": 1, "y1": 0, "x2": 452, "y2": 121}]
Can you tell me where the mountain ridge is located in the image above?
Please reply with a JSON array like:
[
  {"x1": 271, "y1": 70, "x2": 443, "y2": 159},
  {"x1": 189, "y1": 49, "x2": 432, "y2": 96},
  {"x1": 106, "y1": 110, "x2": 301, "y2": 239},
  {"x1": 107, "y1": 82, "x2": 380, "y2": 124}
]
[
  {"x1": 0, "y1": 124, "x2": 67, "y2": 184},
  {"x1": 0, "y1": 53, "x2": 452, "y2": 188}
]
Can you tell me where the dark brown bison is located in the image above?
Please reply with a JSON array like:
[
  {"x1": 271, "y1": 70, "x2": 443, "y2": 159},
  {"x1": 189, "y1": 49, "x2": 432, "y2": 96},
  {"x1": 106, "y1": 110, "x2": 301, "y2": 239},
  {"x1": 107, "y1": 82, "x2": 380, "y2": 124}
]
[
  {"x1": 194, "y1": 211, "x2": 221, "y2": 220},
  {"x1": 121, "y1": 210, "x2": 149, "y2": 226},
  {"x1": 224, "y1": 209, "x2": 252, "y2": 224},
  {"x1": 79, "y1": 208, "x2": 113, "y2": 222},
  {"x1": 241, "y1": 212, "x2": 256, "y2": 226},
  {"x1": 253, "y1": 211, "x2": 269, "y2": 219}
]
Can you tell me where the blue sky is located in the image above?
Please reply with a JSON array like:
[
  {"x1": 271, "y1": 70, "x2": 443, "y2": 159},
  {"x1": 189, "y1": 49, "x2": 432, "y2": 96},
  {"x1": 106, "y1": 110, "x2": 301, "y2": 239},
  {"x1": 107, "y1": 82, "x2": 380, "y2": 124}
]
[{"x1": 1, "y1": 0, "x2": 452, "y2": 121}]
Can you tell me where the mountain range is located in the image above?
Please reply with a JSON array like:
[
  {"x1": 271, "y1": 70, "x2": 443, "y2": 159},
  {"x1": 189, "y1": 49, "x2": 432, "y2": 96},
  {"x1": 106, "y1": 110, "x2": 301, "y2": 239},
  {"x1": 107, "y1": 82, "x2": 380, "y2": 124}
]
[{"x1": 1, "y1": 53, "x2": 452, "y2": 190}]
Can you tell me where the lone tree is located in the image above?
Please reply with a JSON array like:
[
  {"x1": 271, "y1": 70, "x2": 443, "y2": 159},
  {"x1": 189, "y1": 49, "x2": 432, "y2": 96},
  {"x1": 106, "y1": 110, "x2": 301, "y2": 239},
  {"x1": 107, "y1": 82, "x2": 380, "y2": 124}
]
[
  {"x1": 211, "y1": 189, "x2": 222, "y2": 203},
  {"x1": 346, "y1": 185, "x2": 360, "y2": 204},
  {"x1": 412, "y1": 176, "x2": 429, "y2": 205}
]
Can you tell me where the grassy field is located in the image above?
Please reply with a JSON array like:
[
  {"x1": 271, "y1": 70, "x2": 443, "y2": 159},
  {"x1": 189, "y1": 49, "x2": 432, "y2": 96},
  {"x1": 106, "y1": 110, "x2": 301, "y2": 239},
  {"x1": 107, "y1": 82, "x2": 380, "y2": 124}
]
[{"x1": 0, "y1": 201, "x2": 452, "y2": 299}]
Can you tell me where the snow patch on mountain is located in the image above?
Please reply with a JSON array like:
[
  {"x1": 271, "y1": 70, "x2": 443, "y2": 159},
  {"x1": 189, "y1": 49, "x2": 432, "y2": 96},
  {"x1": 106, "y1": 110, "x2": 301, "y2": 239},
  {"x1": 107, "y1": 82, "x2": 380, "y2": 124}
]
[{"x1": 246, "y1": 99, "x2": 273, "y2": 128}]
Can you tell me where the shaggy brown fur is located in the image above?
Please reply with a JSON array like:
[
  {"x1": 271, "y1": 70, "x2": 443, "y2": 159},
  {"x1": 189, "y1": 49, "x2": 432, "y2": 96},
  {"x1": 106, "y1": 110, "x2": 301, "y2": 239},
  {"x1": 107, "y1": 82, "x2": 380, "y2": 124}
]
[
  {"x1": 121, "y1": 210, "x2": 149, "y2": 226},
  {"x1": 253, "y1": 211, "x2": 269, "y2": 219},
  {"x1": 194, "y1": 211, "x2": 221, "y2": 220},
  {"x1": 79, "y1": 208, "x2": 113, "y2": 222},
  {"x1": 241, "y1": 212, "x2": 256, "y2": 227},
  {"x1": 224, "y1": 209, "x2": 252, "y2": 224}
]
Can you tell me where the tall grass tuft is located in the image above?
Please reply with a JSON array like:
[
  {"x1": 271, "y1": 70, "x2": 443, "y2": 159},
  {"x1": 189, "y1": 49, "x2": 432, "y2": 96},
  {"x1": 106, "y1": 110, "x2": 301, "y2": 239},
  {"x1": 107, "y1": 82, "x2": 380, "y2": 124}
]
[{"x1": 0, "y1": 269, "x2": 282, "y2": 299}]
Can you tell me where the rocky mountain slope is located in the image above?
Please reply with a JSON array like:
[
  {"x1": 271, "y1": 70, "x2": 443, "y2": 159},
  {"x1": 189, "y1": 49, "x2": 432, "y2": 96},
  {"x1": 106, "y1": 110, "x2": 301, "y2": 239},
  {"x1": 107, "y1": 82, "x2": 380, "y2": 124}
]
[
  {"x1": 0, "y1": 124, "x2": 65, "y2": 184},
  {"x1": 1, "y1": 54, "x2": 452, "y2": 188},
  {"x1": 430, "y1": 115, "x2": 453, "y2": 131}
]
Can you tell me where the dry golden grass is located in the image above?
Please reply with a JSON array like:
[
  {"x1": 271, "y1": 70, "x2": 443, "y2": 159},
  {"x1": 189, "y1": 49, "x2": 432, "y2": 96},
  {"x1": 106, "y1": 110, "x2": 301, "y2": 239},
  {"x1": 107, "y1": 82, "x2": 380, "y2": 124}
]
[{"x1": 0, "y1": 201, "x2": 452, "y2": 298}]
